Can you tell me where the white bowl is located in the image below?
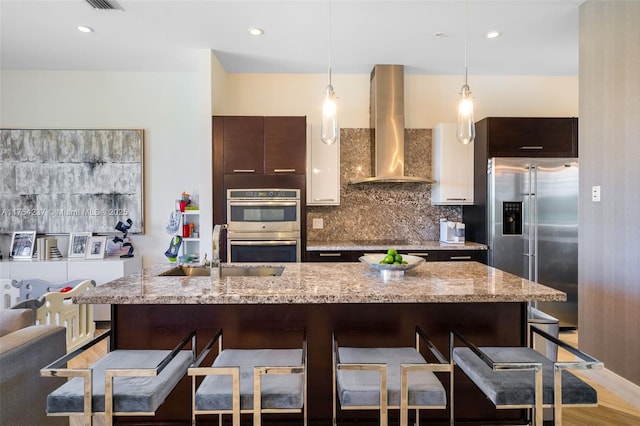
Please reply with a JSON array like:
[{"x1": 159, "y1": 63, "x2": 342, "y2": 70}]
[{"x1": 359, "y1": 254, "x2": 425, "y2": 272}]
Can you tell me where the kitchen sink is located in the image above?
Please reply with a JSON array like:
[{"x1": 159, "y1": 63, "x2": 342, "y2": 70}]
[
  {"x1": 159, "y1": 266, "x2": 212, "y2": 277},
  {"x1": 220, "y1": 266, "x2": 284, "y2": 277},
  {"x1": 159, "y1": 265, "x2": 284, "y2": 277}
]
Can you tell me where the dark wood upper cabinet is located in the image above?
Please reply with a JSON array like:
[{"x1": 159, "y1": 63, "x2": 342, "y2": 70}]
[
  {"x1": 478, "y1": 117, "x2": 578, "y2": 158},
  {"x1": 220, "y1": 116, "x2": 306, "y2": 175},
  {"x1": 222, "y1": 116, "x2": 264, "y2": 174},
  {"x1": 264, "y1": 116, "x2": 306, "y2": 174}
]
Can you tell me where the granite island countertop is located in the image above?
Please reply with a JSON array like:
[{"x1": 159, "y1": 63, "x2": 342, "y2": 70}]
[
  {"x1": 306, "y1": 240, "x2": 487, "y2": 251},
  {"x1": 74, "y1": 261, "x2": 565, "y2": 305}
]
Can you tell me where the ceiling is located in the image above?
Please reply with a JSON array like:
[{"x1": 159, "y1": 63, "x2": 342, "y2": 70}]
[{"x1": 0, "y1": 0, "x2": 584, "y2": 75}]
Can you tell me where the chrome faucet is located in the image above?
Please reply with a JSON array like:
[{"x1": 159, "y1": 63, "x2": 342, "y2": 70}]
[{"x1": 212, "y1": 224, "x2": 228, "y2": 270}]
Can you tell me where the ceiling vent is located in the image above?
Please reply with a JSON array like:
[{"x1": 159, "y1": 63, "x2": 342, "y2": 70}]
[{"x1": 84, "y1": 0, "x2": 122, "y2": 10}]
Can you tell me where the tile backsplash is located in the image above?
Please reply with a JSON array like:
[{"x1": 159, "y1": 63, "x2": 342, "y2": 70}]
[{"x1": 306, "y1": 128, "x2": 462, "y2": 242}]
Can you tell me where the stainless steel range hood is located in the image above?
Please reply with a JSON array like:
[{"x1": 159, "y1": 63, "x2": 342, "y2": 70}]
[{"x1": 351, "y1": 64, "x2": 433, "y2": 184}]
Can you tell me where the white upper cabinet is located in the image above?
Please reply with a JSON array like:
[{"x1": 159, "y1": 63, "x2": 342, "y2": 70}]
[
  {"x1": 431, "y1": 123, "x2": 474, "y2": 205},
  {"x1": 306, "y1": 124, "x2": 340, "y2": 205}
]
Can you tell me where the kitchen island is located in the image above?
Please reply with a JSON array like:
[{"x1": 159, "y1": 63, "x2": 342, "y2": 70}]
[{"x1": 76, "y1": 261, "x2": 564, "y2": 425}]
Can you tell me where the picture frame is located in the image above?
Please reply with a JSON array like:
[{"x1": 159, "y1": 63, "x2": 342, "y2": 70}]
[
  {"x1": 68, "y1": 232, "x2": 92, "y2": 258},
  {"x1": 10, "y1": 231, "x2": 37, "y2": 259},
  {"x1": 86, "y1": 236, "x2": 107, "y2": 259}
]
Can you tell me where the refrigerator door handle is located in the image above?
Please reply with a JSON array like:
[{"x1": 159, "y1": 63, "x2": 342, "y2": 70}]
[
  {"x1": 526, "y1": 163, "x2": 537, "y2": 282},
  {"x1": 533, "y1": 164, "x2": 539, "y2": 283}
]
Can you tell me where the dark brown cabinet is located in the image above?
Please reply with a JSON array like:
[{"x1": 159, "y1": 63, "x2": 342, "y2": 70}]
[
  {"x1": 222, "y1": 116, "x2": 264, "y2": 174},
  {"x1": 219, "y1": 116, "x2": 306, "y2": 176},
  {"x1": 401, "y1": 251, "x2": 438, "y2": 262},
  {"x1": 478, "y1": 117, "x2": 578, "y2": 158},
  {"x1": 305, "y1": 251, "x2": 360, "y2": 262},
  {"x1": 212, "y1": 116, "x2": 308, "y2": 261},
  {"x1": 305, "y1": 249, "x2": 483, "y2": 263},
  {"x1": 264, "y1": 116, "x2": 306, "y2": 174},
  {"x1": 437, "y1": 250, "x2": 487, "y2": 263}
]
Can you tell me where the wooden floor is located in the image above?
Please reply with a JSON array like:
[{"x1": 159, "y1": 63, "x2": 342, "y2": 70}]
[
  {"x1": 68, "y1": 328, "x2": 639, "y2": 426},
  {"x1": 558, "y1": 330, "x2": 640, "y2": 426}
]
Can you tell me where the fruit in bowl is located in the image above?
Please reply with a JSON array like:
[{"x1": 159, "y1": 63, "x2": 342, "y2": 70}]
[
  {"x1": 359, "y1": 250, "x2": 424, "y2": 273},
  {"x1": 379, "y1": 248, "x2": 408, "y2": 265}
]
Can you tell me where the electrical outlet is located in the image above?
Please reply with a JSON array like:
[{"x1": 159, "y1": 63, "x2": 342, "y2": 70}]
[
  {"x1": 312, "y1": 218, "x2": 324, "y2": 229},
  {"x1": 592, "y1": 186, "x2": 601, "y2": 202}
]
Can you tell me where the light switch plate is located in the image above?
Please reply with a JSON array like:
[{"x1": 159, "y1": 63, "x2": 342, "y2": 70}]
[
  {"x1": 592, "y1": 186, "x2": 601, "y2": 202},
  {"x1": 312, "y1": 218, "x2": 324, "y2": 229}
]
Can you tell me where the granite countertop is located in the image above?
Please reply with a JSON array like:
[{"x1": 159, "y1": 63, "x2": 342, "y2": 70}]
[
  {"x1": 306, "y1": 240, "x2": 487, "y2": 251},
  {"x1": 74, "y1": 261, "x2": 565, "y2": 305}
]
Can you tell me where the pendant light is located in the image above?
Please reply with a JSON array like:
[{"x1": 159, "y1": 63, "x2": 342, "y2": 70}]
[
  {"x1": 456, "y1": 0, "x2": 475, "y2": 145},
  {"x1": 321, "y1": 0, "x2": 338, "y2": 145}
]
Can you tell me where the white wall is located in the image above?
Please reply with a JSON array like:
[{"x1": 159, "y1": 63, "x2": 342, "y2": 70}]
[
  {"x1": 1, "y1": 70, "x2": 200, "y2": 267},
  {"x1": 222, "y1": 73, "x2": 578, "y2": 149},
  {"x1": 0, "y1": 57, "x2": 578, "y2": 265}
]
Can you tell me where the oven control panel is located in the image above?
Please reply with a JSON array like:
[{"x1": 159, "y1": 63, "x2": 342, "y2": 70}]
[{"x1": 227, "y1": 189, "x2": 299, "y2": 200}]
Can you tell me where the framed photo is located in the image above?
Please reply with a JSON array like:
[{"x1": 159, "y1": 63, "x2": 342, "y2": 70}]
[
  {"x1": 68, "y1": 232, "x2": 92, "y2": 258},
  {"x1": 86, "y1": 236, "x2": 107, "y2": 259},
  {"x1": 10, "y1": 231, "x2": 36, "y2": 259}
]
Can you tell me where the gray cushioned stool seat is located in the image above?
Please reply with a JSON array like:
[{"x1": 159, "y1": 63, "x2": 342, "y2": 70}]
[
  {"x1": 195, "y1": 349, "x2": 304, "y2": 411},
  {"x1": 453, "y1": 347, "x2": 597, "y2": 407},
  {"x1": 337, "y1": 347, "x2": 446, "y2": 407},
  {"x1": 47, "y1": 349, "x2": 193, "y2": 413}
]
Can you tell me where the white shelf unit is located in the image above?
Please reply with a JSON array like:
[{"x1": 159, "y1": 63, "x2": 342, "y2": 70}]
[{"x1": 179, "y1": 210, "x2": 201, "y2": 262}]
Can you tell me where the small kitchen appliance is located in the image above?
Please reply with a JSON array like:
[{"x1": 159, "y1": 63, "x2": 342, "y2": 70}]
[{"x1": 439, "y1": 219, "x2": 465, "y2": 244}]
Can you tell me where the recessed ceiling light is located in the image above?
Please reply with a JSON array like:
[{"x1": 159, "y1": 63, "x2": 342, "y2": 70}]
[
  {"x1": 486, "y1": 31, "x2": 501, "y2": 39},
  {"x1": 77, "y1": 26, "x2": 94, "y2": 33},
  {"x1": 248, "y1": 28, "x2": 264, "y2": 36}
]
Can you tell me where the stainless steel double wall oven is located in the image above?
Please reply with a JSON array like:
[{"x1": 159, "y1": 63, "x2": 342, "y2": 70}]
[{"x1": 226, "y1": 189, "x2": 301, "y2": 262}]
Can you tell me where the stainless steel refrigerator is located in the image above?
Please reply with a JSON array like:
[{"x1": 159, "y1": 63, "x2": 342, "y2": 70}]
[{"x1": 487, "y1": 157, "x2": 579, "y2": 328}]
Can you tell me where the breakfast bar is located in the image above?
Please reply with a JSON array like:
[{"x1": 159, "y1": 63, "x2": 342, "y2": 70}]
[{"x1": 75, "y1": 261, "x2": 565, "y2": 424}]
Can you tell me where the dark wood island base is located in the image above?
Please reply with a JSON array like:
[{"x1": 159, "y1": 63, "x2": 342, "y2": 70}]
[{"x1": 112, "y1": 302, "x2": 527, "y2": 425}]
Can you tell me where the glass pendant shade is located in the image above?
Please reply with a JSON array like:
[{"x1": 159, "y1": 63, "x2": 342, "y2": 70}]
[
  {"x1": 321, "y1": 83, "x2": 338, "y2": 145},
  {"x1": 456, "y1": 85, "x2": 475, "y2": 145},
  {"x1": 456, "y1": 0, "x2": 475, "y2": 145}
]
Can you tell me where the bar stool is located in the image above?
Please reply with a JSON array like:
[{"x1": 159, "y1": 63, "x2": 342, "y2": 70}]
[
  {"x1": 189, "y1": 328, "x2": 307, "y2": 426},
  {"x1": 333, "y1": 326, "x2": 453, "y2": 426},
  {"x1": 451, "y1": 325, "x2": 603, "y2": 425},
  {"x1": 41, "y1": 329, "x2": 196, "y2": 426}
]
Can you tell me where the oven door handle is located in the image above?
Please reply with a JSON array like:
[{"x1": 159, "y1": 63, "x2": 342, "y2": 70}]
[
  {"x1": 228, "y1": 201, "x2": 298, "y2": 207},
  {"x1": 229, "y1": 240, "x2": 298, "y2": 246}
]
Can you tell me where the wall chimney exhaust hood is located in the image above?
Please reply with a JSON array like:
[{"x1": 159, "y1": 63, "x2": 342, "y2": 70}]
[{"x1": 350, "y1": 64, "x2": 435, "y2": 184}]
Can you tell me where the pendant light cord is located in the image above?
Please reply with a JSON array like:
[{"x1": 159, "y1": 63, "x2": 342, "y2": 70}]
[
  {"x1": 327, "y1": 0, "x2": 332, "y2": 86},
  {"x1": 464, "y1": 0, "x2": 468, "y2": 86}
]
